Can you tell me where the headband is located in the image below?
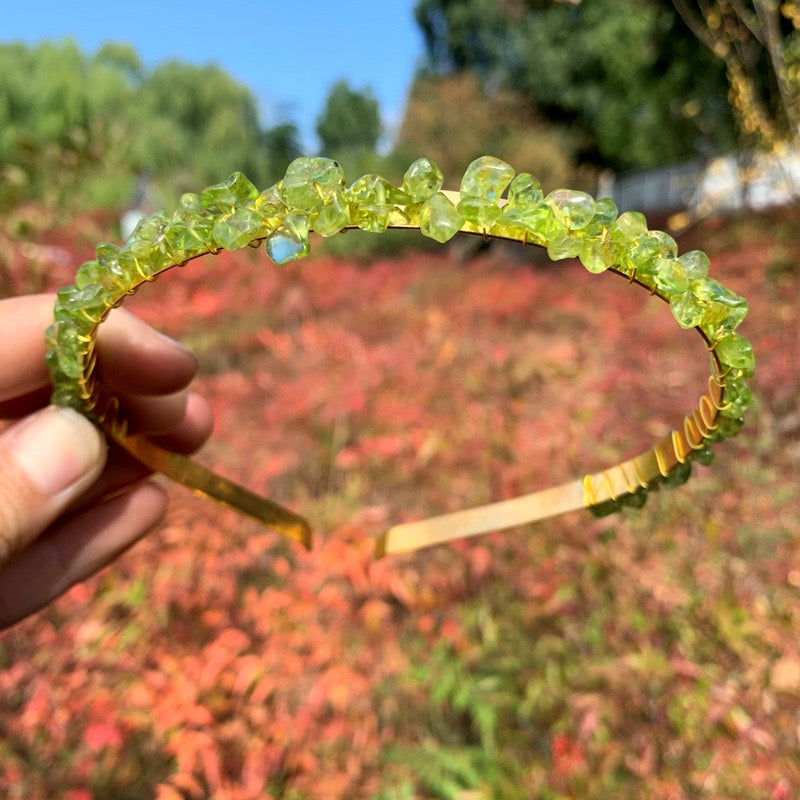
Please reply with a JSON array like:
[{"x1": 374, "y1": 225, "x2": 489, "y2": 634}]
[{"x1": 45, "y1": 156, "x2": 754, "y2": 557}]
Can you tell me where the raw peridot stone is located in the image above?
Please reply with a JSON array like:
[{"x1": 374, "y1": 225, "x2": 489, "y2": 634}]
[
  {"x1": 200, "y1": 172, "x2": 259, "y2": 213},
  {"x1": 264, "y1": 212, "x2": 310, "y2": 265},
  {"x1": 547, "y1": 234, "x2": 582, "y2": 261},
  {"x1": 716, "y1": 332, "x2": 755, "y2": 374},
  {"x1": 357, "y1": 204, "x2": 392, "y2": 233},
  {"x1": 460, "y1": 156, "x2": 515, "y2": 201},
  {"x1": 312, "y1": 190, "x2": 351, "y2": 236},
  {"x1": 498, "y1": 203, "x2": 557, "y2": 246},
  {"x1": 165, "y1": 212, "x2": 214, "y2": 256},
  {"x1": 56, "y1": 284, "x2": 112, "y2": 322},
  {"x1": 279, "y1": 157, "x2": 345, "y2": 210},
  {"x1": 653, "y1": 258, "x2": 689, "y2": 295},
  {"x1": 591, "y1": 197, "x2": 619, "y2": 228},
  {"x1": 670, "y1": 289, "x2": 706, "y2": 328},
  {"x1": 719, "y1": 379, "x2": 753, "y2": 418},
  {"x1": 419, "y1": 192, "x2": 464, "y2": 243},
  {"x1": 663, "y1": 460, "x2": 691, "y2": 487},
  {"x1": 457, "y1": 197, "x2": 502, "y2": 229},
  {"x1": 212, "y1": 205, "x2": 265, "y2": 250},
  {"x1": 610, "y1": 211, "x2": 648, "y2": 246},
  {"x1": 507, "y1": 172, "x2": 543, "y2": 207},
  {"x1": 75, "y1": 260, "x2": 106, "y2": 290},
  {"x1": 624, "y1": 230, "x2": 678, "y2": 280},
  {"x1": 402, "y1": 157, "x2": 443, "y2": 201},
  {"x1": 579, "y1": 237, "x2": 616, "y2": 273},
  {"x1": 678, "y1": 249, "x2": 710, "y2": 281},
  {"x1": 691, "y1": 442, "x2": 715, "y2": 465},
  {"x1": 694, "y1": 278, "x2": 748, "y2": 338},
  {"x1": 544, "y1": 189, "x2": 596, "y2": 231},
  {"x1": 346, "y1": 173, "x2": 409, "y2": 206}
]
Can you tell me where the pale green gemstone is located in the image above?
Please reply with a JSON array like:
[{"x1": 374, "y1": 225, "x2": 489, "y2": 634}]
[
  {"x1": 547, "y1": 234, "x2": 582, "y2": 261},
  {"x1": 128, "y1": 213, "x2": 168, "y2": 247},
  {"x1": 357, "y1": 204, "x2": 392, "y2": 233},
  {"x1": 56, "y1": 283, "x2": 112, "y2": 322},
  {"x1": 279, "y1": 157, "x2": 345, "y2": 210},
  {"x1": 95, "y1": 243, "x2": 131, "y2": 286},
  {"x1": 346, "y1": 174, "x2": 409, "y2": 206},
  {"x1": 179, "y1": 192, "x2": 203, "y2": 213},
  {"x1": 402, "y1": 157, "x2": 443, "y2": 201},
  {"x1": 663, "y1": 460, "x2": 691, "y2": 488},
  {"x1": 716, "y1": 332, "x2": 755, "y2": 374},
  {"x1": 670, "y1": 289, "x2": 706, "y2": 328},
  {"x1": 264, "y1": 212, "x2": 310, "y2": 265},
  {"x1": 610, "y1": 211, "x2": 648, "y2": 246},
  {"x1": 653, "y1": 258, "x2": 689, "y2": 296},
  {"x1": 165, "y1": 213, "x2": 214, "y2": 257},
  {"x1": 695, "y1": 278, "x2": 748, "y2": 338},
  {"x1": 457, "y1": 197, "x2": 502, "y2": 229},
  {"x1": 75, "y1": 260, "x2": 105, "y2": 290},
  {"x1": 200, "y1": 172, "x2": 259, "y2": 213},
  {"x1": 53, "y1": 321, "x2": 86, "y2": 379},
  {"x1": 498, "y1": 203, "x2": 557, "y2": 246},
  {"x1": 312, "y1": 190, "x2": 351, "y2": 236},
  {"x1": 716, "y1": 415, "x2": 744, "y2": 438},
  {"x1": 507, "y1": 172, "x2": 543, "y2": 207},
  {"x1": 545, "y1": 189, "x2": 596, "y2": 231},
  {"x1": 579, "y1": 237, "x2": 615, "y2": 273},
  {"x1": 625, "y1": 230, "x2": 678, "y2": 278},
  {"x1": 419, "y1": 192, "x2": 464, "y2": 243},
  {"x1": 212, "y1": 205, "x2": 265, "y2": 250},
  {"x1": 460, "y1": 156, "x2": 515, "y2": 201},
  {"x1": 719, "y1": 379, "x2": 753, "y2": 419},
  {"x1": 678, "y1": 249, "x2": 710, "y2": 281},
  {"x1": 691, "y1": 442, "x2": 715, "y2": 465},
  {"x1": 591, "y1": 197, "x2": 619, "y2": 227},
  {"x1": 120, "y1": 238, "x2": 172, "y2": 277}
]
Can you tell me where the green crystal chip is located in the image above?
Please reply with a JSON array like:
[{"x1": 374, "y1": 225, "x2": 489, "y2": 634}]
[
  {"x1": 212, "y1": 205, "x2": 265, "y2": 250},
  {"x1": 507, "y1": 172, "x2": 543, "y2": 207},
  {"x1": 678, "y1": 250, "x2": 710, "y2": 281},
  {"x1": 498, "y1": 203, "x2": 557, "y2": 246},
  {"x1": 279, "y1": 157, "x2": 345, "y2": 210},
  {"x1": 715, "y1": 332, "x2": 755, "y2": 374},
  {"x1": 312, "y1": 190, "x2": 351, "y2": 236},
  {"x1": 402, "y1": 158, "x2": 444, "y2": 201},
  {"x1": 419, "y1": 192, "x2": 464, "y2": 243},
  {"x1": 653, "y1": 258, "x2": 689, "y2": 296},
  {"x1": 457, "y1": 197, "x2": 502, "y2": 229},
  {"x1": 460, "y1": 156, "x2": 515, "y2": 201},
  {"x1": 200, "y1": 172, "x2": 259, "y2": 213},
  {"x1": 545, "y1": 189, "x2": 596, "y2": 231},
  {"x1": 264, "y1": 212, "x2": 310, "y2": 265},
  {"x1": 670, "y1": 290, "x2": 706, "y2": 329},
  {"x1": 695, "y1": 278, "x2": 748, "y2": 339}
]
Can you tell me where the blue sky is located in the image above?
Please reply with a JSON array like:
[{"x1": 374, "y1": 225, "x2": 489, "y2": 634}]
[{"x1": 2, "y1": 0, "x2": 425, "y2": 151}]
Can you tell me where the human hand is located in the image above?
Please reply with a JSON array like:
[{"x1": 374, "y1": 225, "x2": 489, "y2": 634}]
[{"x1": 0, "y1": 294, "x2": 213, "y2": 629}]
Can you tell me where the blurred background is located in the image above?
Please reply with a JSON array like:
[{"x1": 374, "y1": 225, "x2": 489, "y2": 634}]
[{"x1": 1, "y1": 2, "x2": 800, "y2": 799}]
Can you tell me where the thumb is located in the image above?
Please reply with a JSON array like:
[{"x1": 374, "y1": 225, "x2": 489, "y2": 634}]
[{"x1": 0, "y1": 406, "x2": 107, "y2": 566}]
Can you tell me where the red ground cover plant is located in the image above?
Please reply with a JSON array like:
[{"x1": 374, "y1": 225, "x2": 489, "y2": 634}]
[{"x1": 1, "y1": 209, "x2": 799, "y2": 799}]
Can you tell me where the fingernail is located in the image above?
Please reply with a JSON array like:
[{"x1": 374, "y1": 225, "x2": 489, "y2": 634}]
[{"x1": 12, "y1": 406, "x2": 105, "y2": 496}]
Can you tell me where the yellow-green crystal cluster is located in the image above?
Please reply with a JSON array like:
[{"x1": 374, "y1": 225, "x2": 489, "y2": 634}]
[{"x1": 47, "y1": 156, "x2": 754, "y2": 504}]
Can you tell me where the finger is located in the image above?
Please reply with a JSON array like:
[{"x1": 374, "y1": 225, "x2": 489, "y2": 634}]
[
  {"x1": 73, "y1": 392, "x2": 214, "y2": 507},
  {"x1": 0, "y1": 406, "x2": 107, "y2": 565},
  {"x1": 97, "y1": 307, "x2": 198, "y2": 396},
  {"x1": 120, "y1": 388, "x2": 192, "y2": 436},
  {"x1": 0, "y1": 481, "x2": 166, "y2": 629},
  {"x1": 0, "y1": 294, "x2": 54, "y2": 402},
  {"x1": 0, "y1": 385, "x2": 52, "y2": 420}
]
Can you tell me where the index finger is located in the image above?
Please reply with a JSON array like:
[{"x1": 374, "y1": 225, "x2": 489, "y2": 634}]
[{"x1": 0, "y1": 294, "x2": 198, "y2": 405}]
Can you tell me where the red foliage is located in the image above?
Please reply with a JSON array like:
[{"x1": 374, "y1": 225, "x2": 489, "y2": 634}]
[{"x1": 1, "y1": 208, "x2": 800, "y2": 798}]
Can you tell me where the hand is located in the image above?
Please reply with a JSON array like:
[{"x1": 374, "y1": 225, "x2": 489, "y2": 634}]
[{"x1": 0, "y1": 294, "x2": 213, "y2": 629}]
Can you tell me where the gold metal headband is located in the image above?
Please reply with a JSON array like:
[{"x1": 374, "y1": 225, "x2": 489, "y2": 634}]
[{"x1": 45, "y1": 156, "x2": 755, "y2": 557}]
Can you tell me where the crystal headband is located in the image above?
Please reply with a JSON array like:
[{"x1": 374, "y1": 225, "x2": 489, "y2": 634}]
[{"x1": 45, "y1": 156, "x2": 755, "y2": 557}]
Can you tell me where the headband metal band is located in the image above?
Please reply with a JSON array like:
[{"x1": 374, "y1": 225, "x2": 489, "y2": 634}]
[{"x1": 45, "y1": 156, "x2": 755, "y2": 557}]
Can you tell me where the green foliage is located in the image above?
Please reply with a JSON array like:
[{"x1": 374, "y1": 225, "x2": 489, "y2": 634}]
[
  {"x1": 412, "y1": 0, "x2": 738, "y2": 169},
  {"x1": 0, "y1": 39, "x2": 300, "y2": 212},
  {"x1": 316, "y1": 79, "x2": 382, "y2": 160}
]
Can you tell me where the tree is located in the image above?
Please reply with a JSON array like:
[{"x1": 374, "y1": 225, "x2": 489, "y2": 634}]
[
  {"x1": 671, "y1": 0, "x2": 800, "y2": 146},
  {"x1": 412, "y1": 0, "x2": 738, "y2": 169},
  {"x1": 315, "y1": 80, "x2": 382, "y2": 155}
]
